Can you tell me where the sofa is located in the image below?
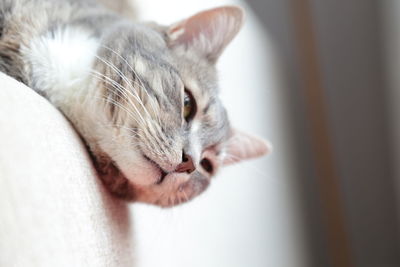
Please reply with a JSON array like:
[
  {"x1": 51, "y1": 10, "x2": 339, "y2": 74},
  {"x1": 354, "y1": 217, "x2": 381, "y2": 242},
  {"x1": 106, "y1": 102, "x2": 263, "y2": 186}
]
[{"x1": 0, "y1": 72, "x2": 135, "y2": 266}]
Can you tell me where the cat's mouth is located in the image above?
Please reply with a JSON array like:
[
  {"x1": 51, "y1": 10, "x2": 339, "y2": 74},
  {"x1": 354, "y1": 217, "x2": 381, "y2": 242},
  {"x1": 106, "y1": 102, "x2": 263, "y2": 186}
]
[
  {"x1": 157, "y1": 170, "x2": 168, "y2": 184},
  {"x1": 143, "y1": 155, "x2": 168, "y2": 184}
]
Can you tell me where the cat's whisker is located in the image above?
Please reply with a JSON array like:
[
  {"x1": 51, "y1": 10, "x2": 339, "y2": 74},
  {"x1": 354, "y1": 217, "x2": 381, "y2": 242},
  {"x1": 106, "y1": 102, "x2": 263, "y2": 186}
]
[
  {"x1": 106, "y1": 124, "x2": 147, "y2": 140},
  {"x1": 94, "y1": 93, "x2": 142, "y2": 127},
  {"x1": 154, "y1": 124, "x2": 172, "y2": 149},
  {"x1": 143, "y1": 125, "x2": 166, "y2": 155},
  {"x1": 95, "y1": 121, "x2": 139, "y2": 134},
  {"x1": 89, "y1": 71, "x2": 146, "y2": 127},
  {"x1": 144, "y1": 124, "x2": 169, "y2": 157},
  {"x1": 89, "y1": 67, "x2": 148, "y2": 126},
  {"x1": 91, "y1": 61, "x2": 146, "y2": 118},
  {"x1": 126, "y1": 131, "x2": 147, "y2": 142},
  {"x1": 95, "y1": 55, "x2": 149, "y2": 110},
  {"x1": 90, "y1": 70, "x2": 133, "y2": 106},
  {"x1": 91, "y1": 82, "x2": 142, "y2": 127},
  {"x1": 93, "y1": 54, "x2": 152, "y2": 123},
  {"x1": 99, "y1": 45, "x2": 146, "y2": 89},
  {"x1": 100, "y1": 44, "x2": 162, "y2": 125}
]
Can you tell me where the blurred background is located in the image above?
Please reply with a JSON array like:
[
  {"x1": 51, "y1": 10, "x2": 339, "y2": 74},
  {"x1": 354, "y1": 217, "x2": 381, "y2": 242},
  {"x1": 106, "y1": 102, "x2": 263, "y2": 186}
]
[{"x1": 132, "y1": 0, "x2": 400, "y2": 267}]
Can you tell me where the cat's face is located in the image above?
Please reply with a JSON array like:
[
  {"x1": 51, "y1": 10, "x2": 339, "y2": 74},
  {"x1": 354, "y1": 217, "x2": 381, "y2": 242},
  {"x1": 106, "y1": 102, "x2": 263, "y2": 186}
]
[{"x1": 89, "y1": 6, "x2": 270, "y2": 207}]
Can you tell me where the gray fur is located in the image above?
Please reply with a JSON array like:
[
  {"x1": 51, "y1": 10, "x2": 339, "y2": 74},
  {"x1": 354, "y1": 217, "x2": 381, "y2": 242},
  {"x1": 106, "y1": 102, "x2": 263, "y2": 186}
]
[{"x1": 0, "y1": 0, "x2": 236, "y2": 207}]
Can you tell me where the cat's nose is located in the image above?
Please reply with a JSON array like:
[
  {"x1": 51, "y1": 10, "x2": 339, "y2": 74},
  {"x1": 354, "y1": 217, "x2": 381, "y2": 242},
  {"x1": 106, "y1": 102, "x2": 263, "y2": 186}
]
[{"x1": 175, "y1": 151, "x2": 196, "y2": 173}]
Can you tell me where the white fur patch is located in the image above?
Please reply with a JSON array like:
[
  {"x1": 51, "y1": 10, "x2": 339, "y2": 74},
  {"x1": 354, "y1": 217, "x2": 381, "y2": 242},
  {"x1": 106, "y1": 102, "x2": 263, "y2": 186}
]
[
  {"x1": 134, "y1": 57, "x2": 147, "y2": 76},
  {"x1": 22, "y1": 26, "x2": 99, "y2": 107},
  {"x1": 190, "y1": 121, "x2": 202, "y2": 164}
]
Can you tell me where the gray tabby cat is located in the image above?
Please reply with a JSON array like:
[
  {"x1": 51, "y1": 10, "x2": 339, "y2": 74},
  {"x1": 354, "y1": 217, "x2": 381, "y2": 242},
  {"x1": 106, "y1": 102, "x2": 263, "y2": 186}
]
[{"x1": 0, "y1": 0, "x2": 271, "y2": 207}]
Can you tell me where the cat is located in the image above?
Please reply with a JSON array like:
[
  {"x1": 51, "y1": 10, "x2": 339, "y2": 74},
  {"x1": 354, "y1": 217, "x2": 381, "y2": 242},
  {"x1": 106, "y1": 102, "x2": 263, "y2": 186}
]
[{"x1": 0, "y1": 0, "x2": 271, "y2": 207}]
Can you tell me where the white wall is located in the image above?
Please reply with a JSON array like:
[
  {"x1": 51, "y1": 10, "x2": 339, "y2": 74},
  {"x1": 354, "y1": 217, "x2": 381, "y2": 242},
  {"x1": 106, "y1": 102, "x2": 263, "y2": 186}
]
[{"x1": 131, "y1": 1, "x2": 308, "y2": 267}]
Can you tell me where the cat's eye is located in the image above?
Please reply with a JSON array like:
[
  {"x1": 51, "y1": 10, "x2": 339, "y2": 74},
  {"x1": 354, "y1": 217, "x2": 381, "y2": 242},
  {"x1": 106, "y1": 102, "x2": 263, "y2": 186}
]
[
  {"x1": 183, "y1": 90, "x2": 196, "y2": 122},
  {"x1": 200, "y1": 158, "x2": 213, "y2": 174}
]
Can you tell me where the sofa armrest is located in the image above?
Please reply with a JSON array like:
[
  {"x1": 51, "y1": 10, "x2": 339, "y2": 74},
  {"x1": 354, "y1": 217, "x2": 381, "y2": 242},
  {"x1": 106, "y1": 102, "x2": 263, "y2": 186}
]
[{"x1": 0, "y1": 73, "x2": 134, "y2": 267}]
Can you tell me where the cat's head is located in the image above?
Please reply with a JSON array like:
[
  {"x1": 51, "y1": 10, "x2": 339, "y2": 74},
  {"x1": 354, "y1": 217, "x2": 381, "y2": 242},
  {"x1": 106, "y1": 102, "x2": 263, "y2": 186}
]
[{"x1": 89, "y1": 6, "x2": 271, "y2": 207}]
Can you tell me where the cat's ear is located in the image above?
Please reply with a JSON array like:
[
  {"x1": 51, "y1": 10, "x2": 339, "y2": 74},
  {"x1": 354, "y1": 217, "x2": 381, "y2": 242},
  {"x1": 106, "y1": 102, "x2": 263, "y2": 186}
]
[
  {"x1": 223, "y1": 130, "x2": 272, "y2": 165},
  {"x1": 167, "y1": 6, "x2": 244, "y2": 63}
]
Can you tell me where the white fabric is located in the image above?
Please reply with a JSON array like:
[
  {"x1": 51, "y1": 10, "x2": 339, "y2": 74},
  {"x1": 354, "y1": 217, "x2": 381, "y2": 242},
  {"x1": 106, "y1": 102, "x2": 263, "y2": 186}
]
[{"x1": 0, "y1": 73, "x2": 134, "y2": 267}]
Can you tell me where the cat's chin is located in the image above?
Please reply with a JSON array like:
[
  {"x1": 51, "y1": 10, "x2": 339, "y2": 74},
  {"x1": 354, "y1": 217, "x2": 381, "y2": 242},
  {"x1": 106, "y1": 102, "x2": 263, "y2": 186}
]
[
  {"x1": 92, "y1": 152, "x2": 137, "y2": 201},
  {"x1": 90, "y1": 149, "x2": 210, "y2": 207}
]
